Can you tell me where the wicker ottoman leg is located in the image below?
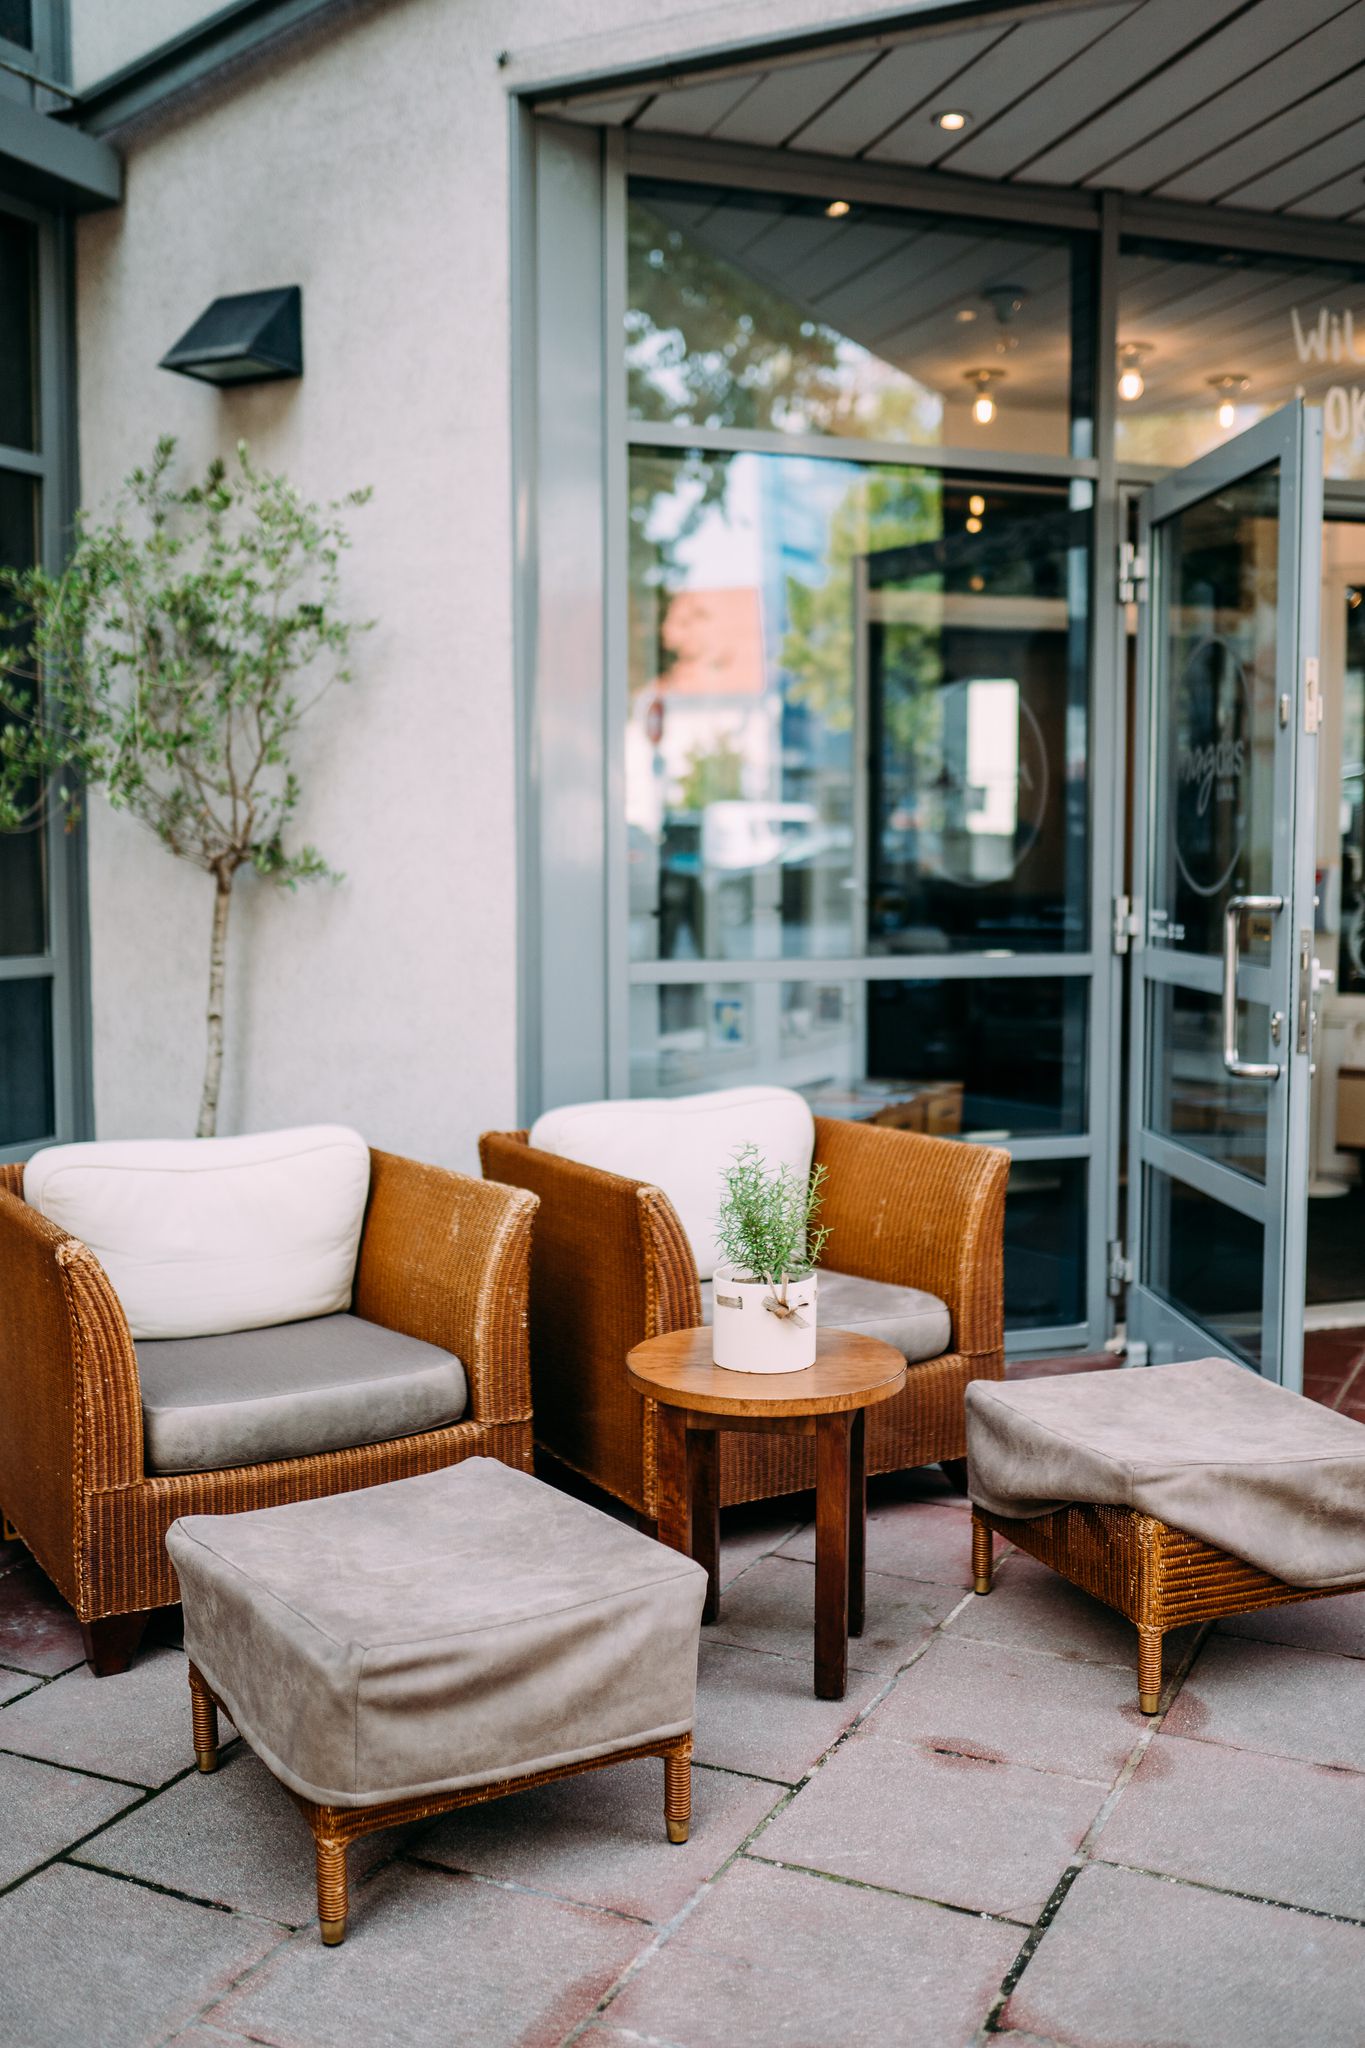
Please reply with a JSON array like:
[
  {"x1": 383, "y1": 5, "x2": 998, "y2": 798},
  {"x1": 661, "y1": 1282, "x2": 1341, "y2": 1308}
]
[
  {"x1": 1137, "y1": 1626, "x2": 1163, "y2": 1715},
  {"x1": 664, "y1": 1739, "x2": 691, "y2": 1845},
  {"x1": 972, "y1": 1512, "x2": 993, "y2": 1596},
  {"x1": 188, "y1": 1665, "x2": 219, "y2": 1773},
  {"x1": 314, "y1": 1832, "x2": 349, "y2": 1946}
]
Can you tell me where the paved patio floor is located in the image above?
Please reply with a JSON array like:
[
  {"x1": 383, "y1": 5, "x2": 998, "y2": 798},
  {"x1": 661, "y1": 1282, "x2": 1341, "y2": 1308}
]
[{"x1": 2, "y1": 1467, "x2": 1364, "y2": 2048}]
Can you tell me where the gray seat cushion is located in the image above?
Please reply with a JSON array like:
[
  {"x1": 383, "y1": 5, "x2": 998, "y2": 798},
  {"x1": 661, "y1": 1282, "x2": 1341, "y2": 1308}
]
[
  {"x1": 167, "y1": 1458, "x2": 707, "y2": 1807},
  {"x1": 136, "y1": 1312, "x2": 467, "y2": 1475},
  {"x1": 699, "y1": 1270, "x2": 951, "y2": 1364},
  {"x1": 966, "y1": 1357, "x2": 1365, "y2": 1589}
]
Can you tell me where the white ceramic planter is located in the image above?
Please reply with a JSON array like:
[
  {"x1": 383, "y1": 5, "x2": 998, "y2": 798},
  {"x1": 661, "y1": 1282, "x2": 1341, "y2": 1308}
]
[{"x1": 711, "y1": 1266, "x2": 818, "y2": 1373}]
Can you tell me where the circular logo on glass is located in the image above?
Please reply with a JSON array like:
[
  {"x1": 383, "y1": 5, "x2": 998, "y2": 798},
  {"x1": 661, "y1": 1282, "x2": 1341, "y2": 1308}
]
[
  {"x1": 1174, "y1": 637, "x2": 1249, "y2": 900},
  {"x1": 914, "y1": 677, "x2": 1049, "y2": 889}
]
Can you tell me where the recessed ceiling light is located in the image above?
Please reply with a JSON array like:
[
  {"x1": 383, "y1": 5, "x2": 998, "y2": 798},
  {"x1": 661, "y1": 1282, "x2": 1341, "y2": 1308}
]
[
  {"x1": 934, "y1": 110, "x2": 970, "y2": 131},
  {"x1": 824, "y1": 199, "x2": 851, "y2": 218}
]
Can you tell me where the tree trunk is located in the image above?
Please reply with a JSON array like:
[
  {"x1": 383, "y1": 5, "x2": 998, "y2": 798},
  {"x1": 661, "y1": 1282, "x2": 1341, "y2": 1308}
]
[{"x1": 197, "y1": 867, "x2": 234, "y2": 1139}]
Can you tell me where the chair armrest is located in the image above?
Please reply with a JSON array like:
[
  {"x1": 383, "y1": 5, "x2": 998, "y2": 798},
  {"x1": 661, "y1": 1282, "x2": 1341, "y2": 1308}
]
[
  {"x1": 0, "y1": 1188, "x2": 144, "y2": 1598},
  {"x1": 480, "y1": 1130, "x2": 700, "y2": 1512},
  {"x1": 812, "y1": 1118, "x2": 1008, "y2": 1358},
  {"x1": 353, "y1": 1149, "x2": 537, "y2": 1429}
]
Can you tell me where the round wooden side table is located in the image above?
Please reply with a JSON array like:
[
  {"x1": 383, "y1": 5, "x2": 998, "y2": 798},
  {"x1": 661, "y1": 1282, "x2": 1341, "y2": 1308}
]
[{"x1": 627, "y1": 1327, "x2": 907, "y2": 1700}]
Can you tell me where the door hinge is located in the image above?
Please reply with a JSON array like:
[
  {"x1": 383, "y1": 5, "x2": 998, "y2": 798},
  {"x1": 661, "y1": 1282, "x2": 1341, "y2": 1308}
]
[
  {"x1": 1118, "y1": 542, "x2": 1147, "y2": 604},
  {"x1": 1304, "y1": 656, "x2": 1322, "y2": 735},
  {"x1": 1107, "y1": 1239, "x2": 1133, "y2": 1298},
  {"x1": 1112, "y1": 893, "x2": 1143, "y2": 954}
]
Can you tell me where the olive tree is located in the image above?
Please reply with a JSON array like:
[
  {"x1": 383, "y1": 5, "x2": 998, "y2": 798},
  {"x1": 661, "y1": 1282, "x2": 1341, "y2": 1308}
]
[{"x1": 0, "y1": 437, "x2": 370, "y2": 1136}]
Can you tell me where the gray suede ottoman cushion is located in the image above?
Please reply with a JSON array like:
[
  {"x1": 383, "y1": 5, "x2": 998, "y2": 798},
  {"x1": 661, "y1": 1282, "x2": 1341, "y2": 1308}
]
[
  {"x1": 167, "y1": 1459, "x2": 707, "y2": 1808},
  {"x1": 701, "y1": 1269, "x2": 951, "y2": 1364},
  {"x1": 966, "y1": 1357, "x2": 1365, "y2": 1589},
  {"x1": 136, "y1": 1312, "x2": 467, "y2": 1474}
]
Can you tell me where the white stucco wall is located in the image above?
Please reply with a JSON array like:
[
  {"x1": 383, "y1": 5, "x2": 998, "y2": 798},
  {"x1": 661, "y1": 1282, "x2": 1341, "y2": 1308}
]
[{"x1": 69, "y1": 0, "x2": 930, "y2": 1164}]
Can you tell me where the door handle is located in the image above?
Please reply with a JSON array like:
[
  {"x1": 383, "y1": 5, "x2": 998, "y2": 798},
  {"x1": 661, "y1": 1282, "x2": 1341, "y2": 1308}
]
[{"x1": 1222, "y1": 894, "x2": 1284, "y2": 1079}]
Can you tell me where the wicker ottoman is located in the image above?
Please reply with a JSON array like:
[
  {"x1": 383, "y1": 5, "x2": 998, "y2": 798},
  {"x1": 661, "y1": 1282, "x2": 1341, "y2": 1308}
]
[
  {"x1": 966, "y1": 1360, "x2": 1365, "y2": 1714},
  {"x1": 167, "y1": 1458, "x2": 707, "y2": 1943}
]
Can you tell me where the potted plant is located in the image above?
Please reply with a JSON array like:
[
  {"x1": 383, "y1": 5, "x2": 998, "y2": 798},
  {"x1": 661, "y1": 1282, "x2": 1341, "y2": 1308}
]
[{"x1": 711, "y1": 1144, "x2": 831, "y2": 1373}]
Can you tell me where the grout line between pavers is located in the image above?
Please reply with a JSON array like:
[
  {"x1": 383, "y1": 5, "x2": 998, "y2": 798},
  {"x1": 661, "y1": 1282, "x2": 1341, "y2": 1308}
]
[
  {"x1": 1089, "y1": 1855, "x2": 1365, "y2": 1930},
  {"x1": 741, "y1": 1848, "x2": 1033, "y2": 1928},
  {"x1": 401, "y1": 1852, "x2": 664, "y2": 1929}
]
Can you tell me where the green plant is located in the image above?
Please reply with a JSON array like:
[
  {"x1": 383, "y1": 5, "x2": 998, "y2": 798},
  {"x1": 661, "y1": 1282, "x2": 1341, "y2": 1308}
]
[
  {"x1": 0, "y1": 436, "x2": 371, "y2": 1137},
  {"x1": 714, "y1": 1142, "x2": 831, "y2": 1308}
]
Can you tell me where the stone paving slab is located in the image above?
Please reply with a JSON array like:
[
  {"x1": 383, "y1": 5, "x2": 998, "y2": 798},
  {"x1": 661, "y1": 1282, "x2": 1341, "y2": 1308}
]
[
  {"x1": 706, "y1": 1553, "x2": 961, "y2": 1671},
  {"x1": 0, "y1": 1750, "x2": 142, "y2": 1889},
  {"x1": 751, "y1": 1725, "x2": 1107, "y2": 1922},
  {"x1": 0, "y1": 1663, "x2": 41, "y2": 1705},
  {"x1": 0, "y1": 1646, "x2": 233, "y2": 1787},
  {"x1": 0, "y1": 1860, "x2": 283, "y2": 2048},
  {"x1": 208, "y1": 1861, "x2": 650, "y2": 2048},
  {"x1": 778, "y1": 1499, "x2": 978, "y2": 1587},
  {"x1": 415, "y1": 1755, "x2": 782, "y2": 1921},
  {"x1": 74, "y1": 1742, "x2": 398, "y2": 1926},
  {"x1": 604, "y1": 1855, "x2": 1021, "y2": 2048},
  {"x1": 1005, "y1": 1861, "x2": 1365, "y2": 2048},
  {"x1": 691, "y1": 1639, "x2": 886, "y2": 1783},
  {"x1": 1165, "y1": 1633, "x2": 1365, "y2": 1771},
  {"x1": 1219, "y1": 1591, "x2": 1365, "y2": 1659},
  {"x1": 1094, "y1": 1729, "x2": 1365, "y2": 1919},
  {"x1": 953, "y1": 1554, "x2": 1198, "y2": 1672},
  {"x1": 719, "y1": 1504, "x2": 808, "y2": 1589},
  {"x1": 865, "y1": 1633, "x2": 1144, "y2": 1784},
  {"x1": 0, "y1": 1560, "x2": 86, "y2": 1676}
]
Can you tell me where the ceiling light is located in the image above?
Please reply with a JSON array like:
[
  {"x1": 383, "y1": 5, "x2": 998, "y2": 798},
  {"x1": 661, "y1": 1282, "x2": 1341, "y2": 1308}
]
[
  {"x1": 968, "y1": 494, "x2": 985, "y2": 516},
  {"x1": 934, "y1": 110, "x2": 969, "y2": 131},
  {"x1": 965, "y1": 367, "x2": 1005, "y2": 426},
  {"x1": 824, "y1": 199, "x2": 851, "y2": 218},
  {"x1": 955, "y1": 307, "x2": 978, "y2": 323},
  {"x1": 965, "y1": 516, "x2": 983, "y2": 534},
  {"x1": 969, "y1": 574, "x2": 985, "y2": 592},
  {"x1": 1208, "y1": 373, "x2": 1250, "y2": 431},
  {"x1": 1117, "y1": 341, "x2": 1150, "y2": 403}
]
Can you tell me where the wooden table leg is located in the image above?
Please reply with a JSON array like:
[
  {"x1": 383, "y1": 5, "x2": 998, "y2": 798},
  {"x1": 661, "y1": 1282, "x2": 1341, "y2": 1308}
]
[
  {"x1": 688, "y1": 1425, "x2": 721, "y2": 1623},
  {"x1": 848, "y1": 1407, "x2": 866, "y2": 1639},
  {"x1": 654, "y1": 1404, "x2": 691, "y2": 1558},
  {"x1": 814, "y1": 1412, "x2": 852, "y2": 1700}
]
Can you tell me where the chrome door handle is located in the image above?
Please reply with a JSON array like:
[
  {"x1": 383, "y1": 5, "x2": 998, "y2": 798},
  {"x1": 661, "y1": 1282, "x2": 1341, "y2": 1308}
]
[{"x1": 1222, "y1": 894, "x2": 1283, "y2": 1079}]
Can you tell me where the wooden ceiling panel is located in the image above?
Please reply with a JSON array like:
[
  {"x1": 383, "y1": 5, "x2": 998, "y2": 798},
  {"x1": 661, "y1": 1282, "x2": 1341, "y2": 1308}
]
[
  {"x1": 1020, "y1": 0, "x2": 1355, "y2": 186},
  {"x1": 1116, "y1": 6, "x2": 1365, "y2": 198},
  {"x1": 1219, "y1": 105, "x2": 1365, "y2": 215},
  {"x1": 938, "y1": 0, "x2": 1246, "y2": 182},
  {"x1": 869, "y1": 4, "x2": 1134, "y2": 168},
  {"x1": 788, "y1": 26, "x2": 1011, "y2": 158},
  {"x1": 632, "y1": 72, "x2": 767, "y2": 136},
  {"x1": 707, "y1": 52, "x2": 878, "y2": 148},
  {"x1": 1288, "y1": 156, "x2": 1365, "y2": 219}
]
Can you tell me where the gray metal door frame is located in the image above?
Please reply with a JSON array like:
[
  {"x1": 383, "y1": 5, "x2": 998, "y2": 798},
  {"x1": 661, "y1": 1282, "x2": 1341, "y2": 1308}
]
[{"x1": 1125, "y1": 401, "x2": 1323, "y2": 1387}]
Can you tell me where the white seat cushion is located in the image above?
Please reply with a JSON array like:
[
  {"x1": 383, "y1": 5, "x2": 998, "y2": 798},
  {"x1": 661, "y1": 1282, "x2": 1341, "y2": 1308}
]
[
  {"x1": 701, "y1": 1271, "x2": 952, "y2": 1364},
  {"x1": 529, "y1": 1086, "x2": 814, "y2": 1280},
  {"x1": 24, "y1": 1126, "x2": 370, "y2": 1341}
]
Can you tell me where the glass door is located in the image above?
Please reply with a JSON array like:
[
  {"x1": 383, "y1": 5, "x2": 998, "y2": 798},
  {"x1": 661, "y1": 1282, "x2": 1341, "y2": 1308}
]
[{"x1": 1127, "y1": 403, "x2": 1323, "y2": 1386}]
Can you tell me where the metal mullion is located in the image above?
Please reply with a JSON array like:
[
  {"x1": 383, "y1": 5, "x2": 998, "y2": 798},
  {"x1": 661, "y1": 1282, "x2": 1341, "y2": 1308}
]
[
  {"x1": 627, "y1": 952, "x2": 1095, "y2": 983},
  {"x1": 0, "y1": 445, "x2": 45, "y2": 477},
  {"x1": 1007, "y1": 1322, "x2": 1091, "y2": 1360},
  {"x1": 1139, "y1": 1129, "x2": 1269, "y2": 1225},
  {"x1": 602, "y1": 125, "x2": 631, "y2": 1099},
  {"x1": 626, "y1": 419, "x2": 1099, "y2": 482},
  {"x1": 986, "y1": 1136, "x2": 1092, "y2": 1162},
  {"x1": 1141, "y1": 947, "x2": 1273, "y2": 1004},
  {"x1": 0, "y1": 955, "x2": 55, "y2": 980}
]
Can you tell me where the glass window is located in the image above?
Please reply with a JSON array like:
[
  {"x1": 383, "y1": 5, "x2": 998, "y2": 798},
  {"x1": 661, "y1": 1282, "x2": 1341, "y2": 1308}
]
[
  {"x1": 0, "y1": 976, "x2": 53, "y2": 1144},
  {"x1": 1116, "y1": 237, "x2": 1365, "y2": 480},
  {"x1": 1146, "y1": 983, "x2": 1270, "y2": 1183},
  {"x1": 0, "y1": 4, "x2": 32, "y2": 50},
  {"x1": 1143, "y1": 1166, "x2": 1263, "y2": 1366},
  {"x1": 1337, "y1": 583, "x2": 1365, "y2": 996},
  {"x1": 628, "y1": 183, "x2": 1086, "y2": 456},
  {"x1": 1006, "y1": 1159, "x2": 1086, "y2": 1331},
  {"x1": 628, "y1": 449, "x2": 1090, "y2": 962},
  {"x1": 0, "y1": 466, "x2": 43, "y2": 955},
  {"x1": 0, "y1": 211, "x2": 36, "y2": 452},
  {"x1": 629, "y1": 976, "x2": 1086, "y2": 1138}
]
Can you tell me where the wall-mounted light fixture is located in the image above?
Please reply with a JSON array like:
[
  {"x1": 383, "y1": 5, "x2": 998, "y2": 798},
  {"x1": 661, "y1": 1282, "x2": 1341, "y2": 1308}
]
[{"x1": 160, "y1": 286, "x2": 303, "y2": 386}]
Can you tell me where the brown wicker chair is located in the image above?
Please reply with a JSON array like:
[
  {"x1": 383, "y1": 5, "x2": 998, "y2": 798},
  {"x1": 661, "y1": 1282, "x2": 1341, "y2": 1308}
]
[
  {"x1": 479, "y1": 1116, "x2": 1008, "y2": 1522},
  {"x1": 0, "y1": 1151, "x2": 538, "y2": 1676}
]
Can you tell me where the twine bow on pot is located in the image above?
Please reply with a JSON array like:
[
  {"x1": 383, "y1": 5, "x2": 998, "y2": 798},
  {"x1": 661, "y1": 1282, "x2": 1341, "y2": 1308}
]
[{"x1": 763, "y1": 1286, "x2": 809, "y2": 1328}]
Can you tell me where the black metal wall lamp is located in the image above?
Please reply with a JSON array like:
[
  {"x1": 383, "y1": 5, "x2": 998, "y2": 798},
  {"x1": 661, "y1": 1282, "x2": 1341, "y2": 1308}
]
[{"x1": 160, "y1": 285, "x2": 302, "y2": 385}]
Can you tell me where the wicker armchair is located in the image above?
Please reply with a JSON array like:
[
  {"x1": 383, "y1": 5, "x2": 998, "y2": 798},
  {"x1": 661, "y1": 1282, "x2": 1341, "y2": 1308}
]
[
  {"x1": 479, "y1": 1116, "x2": 1008, "y2": 1521},
  {"x1": 0, "y1": 1151, "x2": 537, "y2": 1675}
]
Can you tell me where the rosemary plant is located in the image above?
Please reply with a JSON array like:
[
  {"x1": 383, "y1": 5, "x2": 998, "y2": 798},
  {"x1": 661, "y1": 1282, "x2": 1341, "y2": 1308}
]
[{"x1": 714, "y1": 1143, "x2": 831, "y2": 1309}]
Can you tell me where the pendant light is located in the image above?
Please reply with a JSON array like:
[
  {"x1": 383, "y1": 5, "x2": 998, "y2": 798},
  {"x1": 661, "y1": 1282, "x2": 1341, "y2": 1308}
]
[{"x1": 965, "y1": 368, "x2": 1005, "y2": 426}]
